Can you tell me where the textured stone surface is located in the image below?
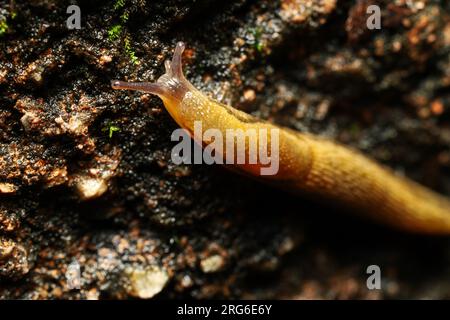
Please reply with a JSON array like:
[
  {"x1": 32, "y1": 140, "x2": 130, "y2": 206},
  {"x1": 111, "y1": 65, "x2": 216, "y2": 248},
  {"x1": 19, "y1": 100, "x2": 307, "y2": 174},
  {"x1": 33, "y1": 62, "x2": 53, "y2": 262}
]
[{"x1": 0, "y1": 0, "x2": 449, "y2": 299}]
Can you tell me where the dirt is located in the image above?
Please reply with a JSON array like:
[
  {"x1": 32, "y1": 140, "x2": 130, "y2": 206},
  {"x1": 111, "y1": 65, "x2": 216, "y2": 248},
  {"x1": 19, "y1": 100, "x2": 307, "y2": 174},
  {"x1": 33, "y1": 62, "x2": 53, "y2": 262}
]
[{"x1": 0, "y1": 0, "x2": 449, "y2": 299}]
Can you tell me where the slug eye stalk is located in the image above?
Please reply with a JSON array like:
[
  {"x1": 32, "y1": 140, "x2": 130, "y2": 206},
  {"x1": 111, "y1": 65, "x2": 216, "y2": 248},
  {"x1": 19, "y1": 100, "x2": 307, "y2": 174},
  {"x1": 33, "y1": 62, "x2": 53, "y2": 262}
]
[{"x1": 111, "y1": 41, "x2": 193, "y2": 103}]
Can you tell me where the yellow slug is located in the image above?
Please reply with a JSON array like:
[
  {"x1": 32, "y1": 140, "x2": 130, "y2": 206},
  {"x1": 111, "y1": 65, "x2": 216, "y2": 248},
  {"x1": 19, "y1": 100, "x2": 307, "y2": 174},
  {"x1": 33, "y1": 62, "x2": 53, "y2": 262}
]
[{"x1": 112, "y1": 42, "x2": 450, "y2": 235}]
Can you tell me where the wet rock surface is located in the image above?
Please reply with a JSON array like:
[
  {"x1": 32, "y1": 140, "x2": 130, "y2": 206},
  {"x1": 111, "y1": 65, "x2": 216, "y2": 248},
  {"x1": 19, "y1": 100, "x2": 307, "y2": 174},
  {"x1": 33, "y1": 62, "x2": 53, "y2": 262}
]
[{"x1": 0, "y1": 0, "x2": 449, "y2": 299}]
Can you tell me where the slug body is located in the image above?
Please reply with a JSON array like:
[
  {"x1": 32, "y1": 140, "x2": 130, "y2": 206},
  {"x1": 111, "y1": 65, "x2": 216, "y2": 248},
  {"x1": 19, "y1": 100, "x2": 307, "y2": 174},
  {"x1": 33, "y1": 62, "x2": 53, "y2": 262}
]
[{"x1": 112, "y1": 42, "x2": 450, "y2": 235}]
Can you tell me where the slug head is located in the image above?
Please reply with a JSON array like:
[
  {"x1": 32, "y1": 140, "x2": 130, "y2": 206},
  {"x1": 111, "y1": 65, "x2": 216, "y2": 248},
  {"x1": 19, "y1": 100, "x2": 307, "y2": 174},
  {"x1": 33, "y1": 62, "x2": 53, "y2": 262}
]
[{"x1": 111, "y1": 42, "x2": 195, "y2": 125}]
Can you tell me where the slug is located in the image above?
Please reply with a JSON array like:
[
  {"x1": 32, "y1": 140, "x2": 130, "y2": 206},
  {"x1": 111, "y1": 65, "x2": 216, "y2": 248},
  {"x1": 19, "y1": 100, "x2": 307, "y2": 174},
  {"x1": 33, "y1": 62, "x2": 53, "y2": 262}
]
[{"x1": 112, "y1": 42, "x2": 450, "y2": 235}]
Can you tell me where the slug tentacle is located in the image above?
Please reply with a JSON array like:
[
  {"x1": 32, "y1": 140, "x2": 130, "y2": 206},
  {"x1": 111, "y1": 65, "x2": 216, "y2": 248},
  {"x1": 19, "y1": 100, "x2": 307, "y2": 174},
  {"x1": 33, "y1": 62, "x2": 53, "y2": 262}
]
[
  {"x1": 164, "y1": 60, "x2": 172, "y2": 75},
  {"x1": 111, "y1": 41, "x2": 193, "y2": 105},
  {"x1": 110, "y1": 80, "x2": 167, "y2": 96},
  {"x1": 170, "y1": 41, "x2": 186, "y2": 79}
]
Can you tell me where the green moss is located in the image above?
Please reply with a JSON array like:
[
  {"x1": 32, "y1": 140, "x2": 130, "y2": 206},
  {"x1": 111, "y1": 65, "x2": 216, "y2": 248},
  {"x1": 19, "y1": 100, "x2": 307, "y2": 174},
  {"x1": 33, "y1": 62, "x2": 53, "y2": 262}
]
[
  {"x1": 114, "y1": 0, "x2": 126, "y2": 10},
  {"x1": 102, "y1": 124, "x2": 121, "y2": 138},
  {"x1": 1, "y1": 2, "x2": 18, "y2": 36},
  {"x1": 250, "y1": 28, "x2": 264, "y2": 52},
  {"x1": 108, "y1": 24, "x2": 122, "y2": 41},
  {"x1": 255, "y1": 41, "x2": 263, "y2": 52},
  {"x1": 120, "y1": 11, "x2": 129, "y2": 23},
  {"x1": 0, "y1": 19, "x2": 8, "y2": 36},
  {"x1": 107, "y1": 0, "x2": 138, "y2": 64},
  {"x1": 124, "y1": 37, "x2": 139, "y2": 65}
]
